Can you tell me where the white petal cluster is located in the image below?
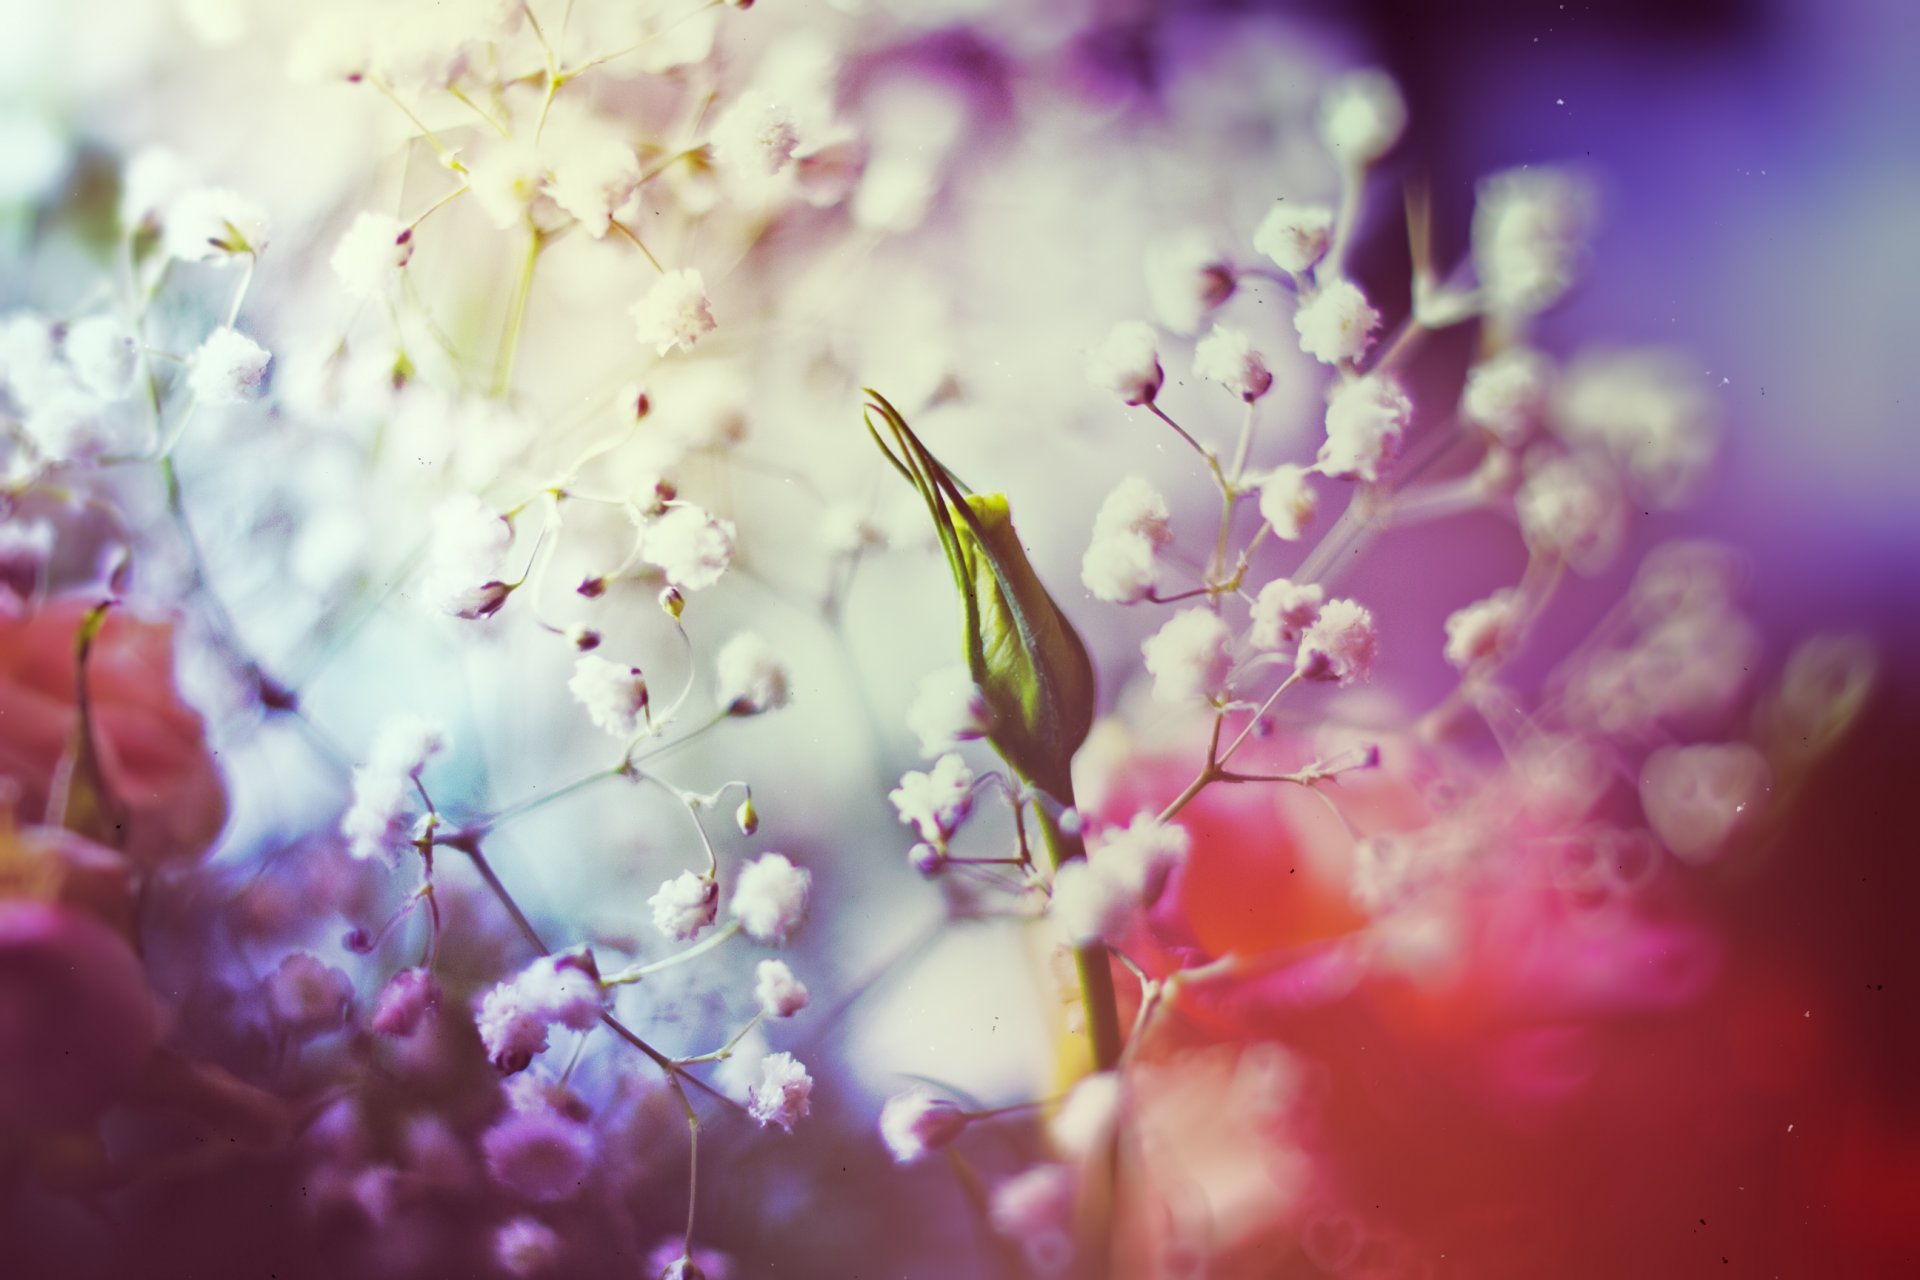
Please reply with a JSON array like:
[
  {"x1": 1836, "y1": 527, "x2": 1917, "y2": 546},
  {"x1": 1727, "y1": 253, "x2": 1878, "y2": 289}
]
[
  {"x1": 1550, "y1": 348, "x2": 1717, "y2": 507},
  {"x1": 747, "y1": 1052, "x2": 813, "y2": 1131},
  {"x1": 188, "y1": 326, "x2": 272, "y2": 404},
  {"x1": 340, "y1": 715, "x2": 447, "y2": 867},
  {"x1": 1052, "y1": 815, "x2": 1189, "y2": 946},
  {"x1": 1085, "y1": 321, "x2": 1164, "y2": 406},
  {"x1": 1443, "y1": 589, "x2": 1520, "y2": 670},
  {"x1": 1295, "y1": 597, "x2": 1378, "y2": 684},
  {"x1": 1639, "y1": 743, "x2": 1770, "y2": 864},
  {"x1": 709, "y1": 95, "x2": 802, "y2": 178},
  {"x1": 545, "y1": 136, "x2": 642, "y2": 238},
  {"x1": 878, "y1": 1087, "x2": 969, "y2": 1165},
  {"x1": 1515, "y1": 451, "x2": 1626, "y2": 575},
  {"x1": 421, "y1": 493, "x2": 512, "y2": 617},
  {"x1": 1317, "y1": 374, "x2": 1410, "y2": 482},
  {"x1": 1193, "y1": 324, "x2": 1273, "y2": 402},
  {"x1": 1257, "y1": 464, "x2": 1318, "y2": 541},
  {"x1": 162, "y1": 185, "x2": 270, "y2": 261},
  {"x1": 475, "y1": 953, "x2": 605, "y2": 1074},
  {"x1": 889, "y1": 753, "x2": 975, "y2": 845},
  {"x1": 62, "y1": 315, "x2": 138, "y2": 400},
  {"x1": 1141, "y1": 608, "x2": 1235, "y2": 704},
  {"x1": 1461, "y1": 347, "x2": 1552, "y2": 447},
  {"x1": 1317, "y1": 70, "x2": 1406, "y2": 166},
  {"x1": 1471, "y1": 166, "x2": 1595, "y2": 317},
  {"x1": 905, "y1": 665, "x2": 990, "y2": 757},
  {"x1": 635, "y1": 503, "x2": 736, "y2": 591},
  {"x1": 715, "y1": 632, "x2": 790, "y2": 715},
  {"x1": 1144, "y1": 229, "x2": 1235, "y2": 334},
  {"x1": 754, "y1": 959, "x2": 810, "y2": 1019},
  {"x1": 1249, "y1": 578, "x2": 1325, "y2": 651},
  {"x1": 1081, "y1": 476, "x2": 1173, "y2": 605},
  {"x1": 730, "y1": 852, "x2": 811, "y2": 944},
  {"x1": 631, "y1": 268, "x2": 716, "y2": 356},
  {"x1": 331, "y1": 211, "x2": 414, "y2": 299},
  {"x1": 1253, "y1": 203, "x2": 1334, "y2": 276},
  {"x1": 649, "y1": 870, "x2": 718, "y2": 941},
  {"x1": 569, "y1": 654, "x2": 651, "y2": 738},
  {"x1": 1293, "y1": 279, "x2": 1379, "y2": 365}
]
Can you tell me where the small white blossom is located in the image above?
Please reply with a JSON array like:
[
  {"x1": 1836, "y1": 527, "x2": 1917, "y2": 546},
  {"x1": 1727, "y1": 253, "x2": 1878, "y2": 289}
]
[
  {"x1": 1317, "y1": 374, "x2": 1411, "y2": 482},
  {"x1": 889, "y1": 754, "x2": 975, "y2": 845},
  {"x1": 990, "y1": 1164, "x2": 1077, "y2": 1275},
  {"x1": 1461, "y1": 347, "x2": 1552, "y2": 448},
  {"x1": 1141, "y1": 608, "x2": 1235, "y2": 704},
  {"x1": 188, "y1": 326, "x2": 272, "y2": 404},
  {"x1": 62, "y1": 315, "x2": 138, "y2": 400},
  {"x1": 1049, "y1": 1073, "x2": 1123, "y2": 1163},
  {"x1": 21, "y1": 389, "x2": 119, "y2": 464},
  {"x1": 1295, "y1": 597, "x2": 1378, "y2": 684},
  {"x1": 1085, "y1": 321, "x2": 1164, "y2": 406},
  {"x1": 1640, "y1": 743, "x2": 1770, "y2": 865},
  {"x1": 1248, "y1": 578, "x2": 1325, "y2": 651},
  {"x1": 119, "y1": 147, "x2": 191, "y2": 231},
  {"x1": 1253, "y1": 202, "x2": 1335, "y2": 276},
  {"x1": 369, "y1": 713, "x2": 448, "y2": 779},
  {"x1": 330, "y1": 211, "x2": 414, "y2": 299},
  {"x1": 819, "y1": 502, "x2": 885, "y2": 556},
  {"x1": 545, "y1": 136, "x2": 642, "y2": 238},
  {"x1": 494, "y1": 1217, "x2": 563, "y2": 1278},
  {"x1": 631, "y1": 269, "x2": 716, "y2": 356},
  {"x1": 715, "y1": 633, "x2": 790, "y2": 715},
  {"x1": 1293, "y1": 279, "x2": 1380, "y2": 365},
  {"x1": 730, "y1": 853, "x2": 811, "y2": 944},
  {"x1": 569, "y1": 654, "x2": 651, "y2": 738},
  {"x1": 747, "y1": 1052, "x2": 813, "y2": 1131},
  {"x1": 1257, "y1": 464, "x2": 1319, "y2": 541},
  {"x1": 464, "y1": 140, "x2": 544, "y2": 229},
  {"x1": 1551, "y1": 349, "x2": 1718, "y2": 508},
  {"x1": 1515, "y1": 450, "x2": 1626, "y2": 574},
  {"x1": 1089, "y1": 814, "x2": 1190, "y2": 904},
  {"x1": 1092, "y1": 476, "x2": 1174, "y2": 547},
  {"x1": 476, "y1": 953, "x2": 604, "y2": 1073},
  {"x1": 879, "y1": 1087, "x2": 969, "y2": 1164},
  {"x1": 754, "y1": 959, "x2": 810, "y2": 1019},
  {"x1": 1079, "y1": 532, "x2": 1158, "y2": 605},
  {"x1": 905, "y1": 666, "x2": 990, "y2": 757},
  {"x1": 709, "y1": 95, "x2": 802, "y2": 177},
  {"x1": 162, "y1": 185, "x2": 270, "y2": 261},
  {"x1": 1050, "y1": 859, "x2": 1138, "y2": 947},
  {"x1": 649, "y1": 871, "x2": 718, "y2": 941},
  {"x1": 340, "y1": 716, "x2": 443, "y2": 868},
  {"x1": 1193, "y1": 324, "x2": 1273, "y2": 402},
  {"x1": 1472, "y1": 166, "x2": 1596, "y2": 317},
  {"x1": 266, "y1": 953, "x2": 353, "y2": 1032},
  {"x1": 1318, "y1": 70, "x2": 1407, "y2": 165},
  {"x1": 1144, "y1": 229, "x2": 1235, "y2": 334},
  {"x1": 635, "y1": 503, "x2": 735, "y2": 591},
  {"x1": 421, "y1": 494, "x2": 512, "y2": 617},
  {"x1": 1443, "y1": 589, "x2": 1521, "y2": 670}
]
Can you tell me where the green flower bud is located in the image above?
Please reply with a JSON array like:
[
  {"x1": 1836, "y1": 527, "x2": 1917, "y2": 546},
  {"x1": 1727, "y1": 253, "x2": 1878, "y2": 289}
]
[{"x1": 865, "y1": 392, "x2": 1095, "y2": 801}]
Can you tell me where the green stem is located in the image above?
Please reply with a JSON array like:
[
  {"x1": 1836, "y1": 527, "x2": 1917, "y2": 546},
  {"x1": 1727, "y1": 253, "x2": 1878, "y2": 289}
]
[
  {"x1": 1034, "y1": 799, "x2": 1122, "y2": 1072},
  {"x1": 493, "y1": 228, "x2": 544, "y2": 395}
]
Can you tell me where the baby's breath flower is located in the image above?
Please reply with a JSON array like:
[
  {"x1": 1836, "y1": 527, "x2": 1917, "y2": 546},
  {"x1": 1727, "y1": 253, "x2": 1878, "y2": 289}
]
[
  {"x1": 119, "y1": 147, "x2": 191, "y2": 231},
  {"x1": 730, "y1": 853, "x2": 811, "y2": 945},
  {"x1": 1086, "y1": 321, "x2": 1164, "y2": 406},
  {"x1": 714, "y1": 633, "x2": 790, "y2": 716},
  {"x1": 1639, "y1": 743, "x2": 1770, "y2": 864},
  {"x1": 369, "y1": 967, "x2": 440, "y2": 1038},
  {"x1": 1144, "y1": 229, "x2": 1235, "y2": 334},
  {"x1": 1249, "y1": 578, "x2": 1325, "y2": 651},
  {"x1": 747, "y1": 1051, "x2": 813, "y2": 1131},
  {"x1": 1293, "y1": 278, "x2": 1381, "y2": 365},
  {"x1": 1472, "y1": 166, "x2": 1596, "y2": 317},
  {"x1": 481, "y1": 1106, "x2": 596, "y2": 1202},
  {"x1": 1257, "y1": 464, "x2": 1319, "y2": 541},
  {"x1": 1141, "y1": 608, "x2": 1235, "y2": 704},
  {"x1": 1318, "y1": 69, "x2": 1406, "y2": 166},
  {"x1": 1050, "y1": 859, "x2": 1136, "y2": 947},
  {"x1": 188, "y1": 326, "x2": 272, "y2": 404},
  {"x1": 1192, "y1": 324, "x2": 1273, "y2": 402},
  {"x1": 990, "y1": 1164, "x2": 1077, "y2": 1274},
  {"x1": 475, "y1": 953, "x2": 604, "y2": 1074},
  {"x1": 1295, "y1": 597, "x2": 1378, "y2": 684},
  {"x1": 1317, "y1": 374, "x2": 1410, "y2": 482},
  {"x1": 568, "y1": 655, "x2": 650, "y2": 737},
  {"x1": 265, "y1": 953, "x2": 353, "y2": 1032},
  {"x1": 370, "y1": 714, "x2": 449, "y2": 778},
  {"x1": 545, "y1": 136, "x2": 642, "y2": 239},
  {"x1": 709, "y1": 95, "x2": 802, "y2": 177},
  {"x1": 632, "y1": 268, "x2": 716, "y2": 357},
  {"x1": 1443, "y1": 589, "x2": 1521, "y2": 670},
  {"x1": 819, "y1": 502, "x2": 884, "y2": 556},
  {"x1": 494, "y1": 1217, "x2": 563, "y2": 1278},
  {"x1": 422, "y1": 494, "x2": 512, "y2": 618},
  {"x1": 634, "y1": 503, "x2": 735, "y2": 591},
  {"x1": 62, "y1": 315, "x2": 137, "y2": 400},
  {"x1": 1515, "y1": 450, "x2": 1626, "y2": 574},
  {"x1": 905, "y1": 665, "x2": 990, "y2": 757},
  {"x1": 162, "y1": 185, "x2": 270, "y2": 260},
  {"x1": 1551, "y1": 349, "x2": 1718, "y2": 507},
  {"x1": 878, "y1": 1087, "x2": 970, "y2": 1164},
  {"x1": 330, "y1": 211, "x2": 414, "y2": 299},
  {"x1": 1254, "y1": 202, "x2": 1334, "y2": 276},
  {"x1": 649, "y1": 870, "x2": 718, "y2": 941},
  {"x1": 1090, "y1": 814, "x2": 1190, "y2": 903},
  {"x1": 889, "y1": 753, "x2": 975, "y2": 845},
  {"x1": 753, "y1": 959, "x2": 810, "y2": 1019},
  {"x1": 1461, "y1": 347, "x2": 1552, "y2": 447},
  {"x1": 465, "y1": 140, "x2": 545, "y2": 230},
  {"x1": 1081, "y1": 476, "x2": 1175, "y2": 604}
]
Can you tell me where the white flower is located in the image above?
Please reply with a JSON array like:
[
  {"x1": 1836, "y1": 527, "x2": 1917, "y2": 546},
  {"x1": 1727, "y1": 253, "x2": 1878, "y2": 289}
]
[
  {"x1": 1089, "y1": 814, "x2": 1190, "y2": 903},
  {"x1": 188, "y1": 327, "x2": 272, "y2": 404},
  {"x1": 21, "y1": 389, "x2": 119, "y2": 464},
  {"x1": 1091, "y1": 476, "x2": 1174, "y2": 547},
  {"x1": 747, "y1": 1052, "x2": 813, "y2": 1131},
  {"x1": 369, "y1": 713, "x2": 448, "y2": 778},
  {"x1": 819, "y1": 502, "x2": 885, "y2": 556},
  {"x1": 331, "y1": 211, "x2": 414, "y2": 299},
  {"x1": 1639, "y1": 743, "x2": 1770, "y2": 865},
  {"x1": 1080, "y1": 532, "x2": 1158, "y2": 605},
  {"x1": 1142, "y1": 608, "x2": 1235, "y2": 704},
  {"x1": 1295, "y1": 598, "x2": 1378, "y2": 684},
  {"x1": 989, "y1": 1164, "x2": 1077, "y2": 1273},
  {"x1": 905, "y1": 666, "x2": 989, "y2": 757},
  {"x1": 421, "y1": 494, "x2": 512, "y2": 617},
  {"x1": 341, "y1": 765, "x2": 416, "y2": 866},
  {"x1": 631, "y1": 269, "x2": 716, "y2": 356},
  {"x1": 494, "y1": 1217, "x2": 563, "y2": 1279},
  {"x1": 1085, "y1": 321, "x2": 1163, "y2": 406},
  {"x1": 545, "y1": 136, "x2": 642, "y2": 238},
  {"x1": 709, "y1": 95, "x2": 802, "y2": 177},
  {"x1": 1472, "y1": 166, "x2": 1595, "y2": 317},
  {"x1": 754, "y1": 959, "x2": 810, "y2": 1019},
  {"x1": 119, "y1": 147, "x2": 191, "y2": 231},
  {"x1": 649, "y1": 870, "x2": 718, "y2": 941},
  {"x1": 569, "y1": 654, "x2": 651, "y2": 738},
  {"x1": 1349, "y1": 834, "x2": 1417, "y2": 913},
  {"x1": 1257, "y1": 464, "x2": 1318, "y2": 541},
  {"x1": 1551, "y1": 349, "x2": 1717, "y2": 508},
  {"x1": 510, "y1": 953, "x2": 605, "y2": 1032},
  {"x1": 1515, "y1": 450, "x2": 1626, "y2": 575},
  {"x1": 1293, "y1": 279, "x2": 1380, "y2": 365},
  {"x1": 62, "y1": 315, "x2": 137, "y2": 400},
  {"x1": 1253, "y1": 202, "x2": 1334, "y2": 276},
  {"x1": 1192, "y1": 324, "x2": 1273, "y2": 401},
  {"x1": 1144, "y1": 229, "x2": 1235, "y2": 334},
  {"x1": 1317, "y1": 69, "x2": 1407, "y2": 165},
  {"x1": 265, "y1": 953, "x2": 353, "y2": 1032},
  {"x1": 1050, "y1": 859, "x2": 1137, "y2": 947},
  {"x1": 635, "y1": 503, "x2": 735, "y2": 591},
  {"x1": 715, "y1": 633, "x2": 790, "y2": 715},
  {"x1": 162, "y1": 186, "x2": 270, "y2": 261},
  {"x1": 1048, "y1": 1072, "x2": 1123, "y2": 1163},
  {"x1": 879, "y1": 1087, "x2": 969, "y2": 1164},
  {"x1": 1461, "y1": 348, "x2": 1552, "y2": 448},
  {"x1": 464, "y1": 139, "x2": 544, "y2": 229},
  {"x1": 1249, "y1": 578, "x2": 1325, "y2": 651},
  {"x1": 889, "y1": 754, "x2": 975, "y2": 845},
  {"x1": 730, "y1": 853, "x2": 811, "y2": 944},
  {"x1": 1317, "y1": 374, "x2": 1411, "y2": 483},
  {"x1": 1443, "y1": 589, "x2": 1521, "y2": 670}
]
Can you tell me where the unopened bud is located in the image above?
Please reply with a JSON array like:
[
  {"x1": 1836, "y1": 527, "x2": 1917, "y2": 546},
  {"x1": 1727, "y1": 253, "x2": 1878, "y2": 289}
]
[
  {"x1": 736, "y1": 795, "x2": 759, "y2": 836},
  {"x1": 568, "y1": 625, "x2": 601, "y2": 652},
  {"x1": 659, "y1": 585, "x2": 685, "y2": 620},
  {"x1": 578, "y1": 576, "x2": 607, "y2": 599},
  {"x1": 909, "y1": 842, "x2": 945, "y2": 878}
]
